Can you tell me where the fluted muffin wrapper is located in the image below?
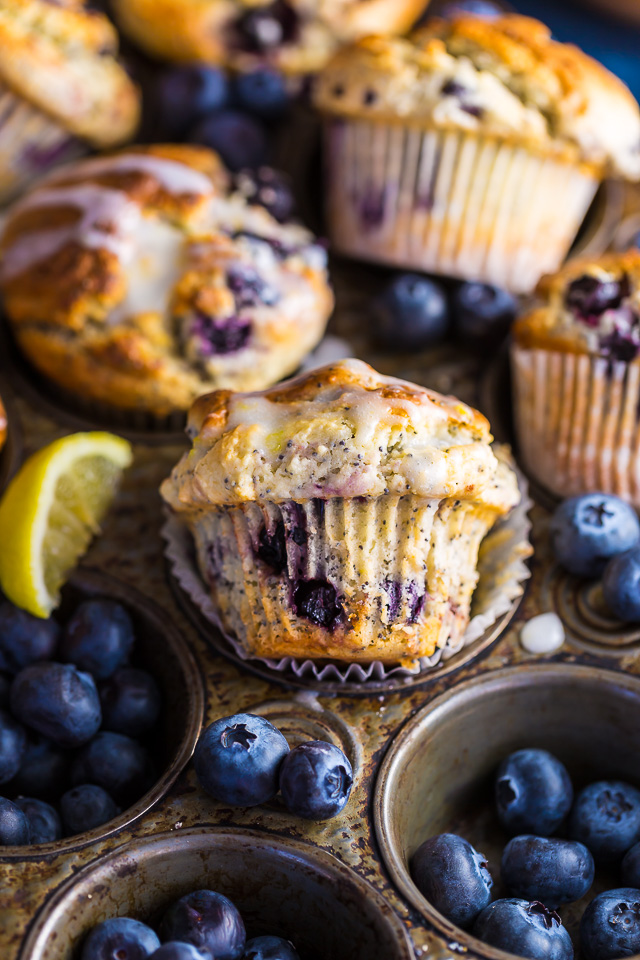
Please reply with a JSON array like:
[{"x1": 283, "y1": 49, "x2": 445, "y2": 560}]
[
  {"x1": 324, "y1": 119, "x2": 599, "y2": 294},
  {"x1": 0, "y1": 80, "x2": 84, "y2": 204},
  {"x1": 511, "y1": 342, "x2": 640, "y2": 504},
  {"x1": 162, "y1": 459, "x2": 531, "y2": 684}
]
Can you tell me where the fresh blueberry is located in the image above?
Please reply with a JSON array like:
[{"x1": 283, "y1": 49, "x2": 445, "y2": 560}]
[
  {"x1": 11, "y1": 734, "x2": 70, "y2": 801},
  {"x1": 0, "y1": 673, "x2": 9, "y2": 709},
  {"x1": 279, "y1": 740, "x2": 353, "y2": 820},
  {"x1": 243, "y1": 936, "x2": 300, "y2": 960},
  {"x1": 71, "y1": 731, "x2": 155, "y2": 805},
  {"x1": 0, "y1": 796, "x2": 30, "y2": 845},
  {"x1": 373, "y1": 274, "x2": 449, "y2": 351},
  {"x1": 59, "y1": 600, "x2": 134, "y2": 680},
  {"x1": 439, "y1": 1, "x2": 504, "y2": 18},
  {"x1": 453, "y1": 282, "x2": 517, "y2": 348},
  {"x1": 160, "y1": 889, "x2": 246, "y2": 960},
  {"x1": 496, "y1": 749, "x2": 573, "y2": 836},
  {"x1": 603, "y1": 547, "x2": 640, "y2": 622},
  {"x1": 0, "y1": 602, "x2": 60, "y2": 674},
  {"x1": 0, "y1": 709, "x2": 26, "y2": 783},
  {"x1": 501, "y1": 836, "x2": 594, "y2": 907},
  {"x1": 194, "y1": 713, "x2": 289, "y2": 807},
  {"x1": 10, "y1": 662, "x2": 101, "y2": 748},
  {"x1": 569, "y1": 781, "x2": 640, "y2": 864},
  {"x1": 151, "y1": 65, "x2": 229, "y2": 140},
  {"x1": 234, "y1": 167, "x2": 294, "y2": 222},
  {"x1": 14, "y1": 796, "x2": 61, "y2": 843},
  {"x1": 99, "y1": 667, "x2": 161, "y2": 738},
  {"x1": 232, "y1": 0, "x2": 299, "y2": 54},
  {"x1": 580, "y1": 889, "x2": 640, "y2": 960},
  {"x1": 473, "y1": 899, "x2": 574, "y2": 960},
  {"x1": 189, "y1": 111, "x2": 268, "y2": 172},
  {"x1": 235, "y1": 69, "x2": 290, "y2": 119},
  {"x1": 60, "y1": 784, "x2": 119, "y2": 835},
  {"x1": 410, "y1": 833, "x2": 493, "y2": 928},
  {"x1": 623, "y1": 842, "x2": 640, "y2": 887},
  {"x1": 550, "y1": 494, "x2": 640, "y2": 578},
  {"x1": 565, "y1": 274, "x2": 629, "y2": 323},
  {"x1": 150, "y1": 946, "x2": 208, "y2": 960},
  {"x1": 80, "y1": 917, "x2": 160, "y2": 960}
]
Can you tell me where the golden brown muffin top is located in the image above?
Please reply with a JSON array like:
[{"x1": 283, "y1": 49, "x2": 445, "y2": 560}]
[
  {"x1": 161, "y1": 358, "x2": 521, "y2": 508},
  {"x1": 513, "y1": 248, "x2": 640, "y2": 359},
  {"x1": 314, "y1": 14, "x2": 640, "y2": 176},
  {"x1": 0, "y1": 0, "x2": 140, "y2": 146}
]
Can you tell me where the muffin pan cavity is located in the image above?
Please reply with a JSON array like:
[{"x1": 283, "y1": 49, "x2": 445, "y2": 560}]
[
  {"x1": 375, "y1": 664, "x2": 640, "y2": 951},
  {"x1": 21, "y1": 828, "x2": 414, "y2": 960},
  {"x1": 0, "y1": 568, "x2": 204, "y2": 858}
]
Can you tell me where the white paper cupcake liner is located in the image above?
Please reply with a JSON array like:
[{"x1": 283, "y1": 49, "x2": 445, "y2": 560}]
[
  {"x1": 162, "y1": 452, "x2": 532, "y2": 684},
  {"x1": 0, "y1": 80, "x2": 85, "y2": 204},
  {"x1": 511, "y1": 343, "x2": 640, "y2": 504},
  {"x1": 324, "y1": 120, "x2": 599, "y2": 294}
]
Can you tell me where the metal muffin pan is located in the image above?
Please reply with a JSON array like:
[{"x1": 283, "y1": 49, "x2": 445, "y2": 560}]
[{"x1": 2, "y1": 205, "x2": 640, "y2": 959}]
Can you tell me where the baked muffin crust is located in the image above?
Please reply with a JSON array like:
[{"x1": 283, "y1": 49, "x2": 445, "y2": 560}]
[
  {"x1": 314, "y1": 14, "x2": 640, "y2": 176},
  {"x1": 0, "y1": 0, "x2": 139, "y2": 147},
  {"x1": 0, "y1": 145, "x2": 333, "y2": 416}
]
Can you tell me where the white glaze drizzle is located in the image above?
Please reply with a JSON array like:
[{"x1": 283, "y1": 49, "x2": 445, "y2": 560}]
[
  {"x1": 47, "y1": 153, "x2": 214, "y2": 198},
  {"x1": 1, "y1": 185, "x2": 141, "y2": 281}
]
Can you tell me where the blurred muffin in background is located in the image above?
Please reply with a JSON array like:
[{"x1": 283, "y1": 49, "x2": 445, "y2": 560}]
[
  {"x1": 0, "y1": 0, "x2": 140, "y2": 204},
  {"x1": 315, "y1": 14, "x2": 640, "y2": 293}
]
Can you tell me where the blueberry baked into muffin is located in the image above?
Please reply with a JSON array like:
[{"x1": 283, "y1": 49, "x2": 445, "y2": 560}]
[
  {"x1": 111, "y1": 0, "x2": 429, "y2": 76},
  {"x1": 512, "y1": 249, "x2": 640, "y2": 505},
  {"x1": 0, "y1": 0, "x2": 140, "y2": 203},
  {"x1": 161, "y1": 358, "x2": 520, "y2": 664},
  {"x1": 0, "y1": 145, "x2": 333, "y2": 421},
  {"x1": 314, "y1": 14, "x2": 640, "y2": 293}
]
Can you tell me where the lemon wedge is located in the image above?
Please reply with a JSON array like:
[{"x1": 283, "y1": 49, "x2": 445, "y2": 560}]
[{"x1": 0, "y1": 432, "x2": 132, "y2": 617}]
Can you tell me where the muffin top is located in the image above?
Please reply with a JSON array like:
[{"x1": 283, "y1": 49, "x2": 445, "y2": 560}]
[
  {"x1": 162, "y1": 358, "x2": 520, "y2": 509},
  {"x1": 0, "y1": 144, "x2": 333, "y2": 414},
  {"x1": 0, "y1": 0, "x2": 140, "y2": 146},
  {"x1": 111, "y1": 0, "x2": 427, "y2": 75},
  {"x1": 314, "y1": 14, "x2": 640, "y2": 176},
  {"x1": 513, "y1": 249, "x2": 640, "y2": 361}
]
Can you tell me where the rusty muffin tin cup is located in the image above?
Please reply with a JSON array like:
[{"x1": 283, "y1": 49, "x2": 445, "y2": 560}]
[
  {"x1": 20, "y1": 828, "x2": 414, "y2": 960},
  {"x1": 0, "y1": 567, "x2": 204, "y2": 859},
  {"x1": 374, "y1": 662, "x2": 640, "y2": 952}
]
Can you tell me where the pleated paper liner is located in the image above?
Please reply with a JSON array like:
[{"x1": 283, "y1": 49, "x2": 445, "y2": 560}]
[
  {"x1": 511, "y1": 342, "x2": 640, "y2": 508},
  {"x1": 323, "y1": 119, "x2": 600, "y2": 294},
  {"x1": 0, "y1": 79, "x2": 85, "y2": 205},
  {"x1": 0, "y1": 380, "x2": 22, "y2": 494},
  {"x1": 163, "y1": 455, "x2": 532, "y2": 695}
]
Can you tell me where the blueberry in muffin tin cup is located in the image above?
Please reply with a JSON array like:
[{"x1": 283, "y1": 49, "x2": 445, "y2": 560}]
[
  {"x1": 0, "y1": 568, "x2": 204, "y2": 858},
  {"x1": 323, "y1": 120, "x2": 599, "y2": 294},
  {"x1": 20, "y1": 828, "x2": 414, "y2": 960}
]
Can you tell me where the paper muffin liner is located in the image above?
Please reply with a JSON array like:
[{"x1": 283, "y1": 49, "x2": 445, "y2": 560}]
[
  {"x1": 323, "y1": 119, "x2": 599, "y2": 294},
  {"x1": 511, "y1": 342, "x2": 640, "y2": 504},
  {"x1": 0, "y1": 80, "x2": 84, "y2": 204},
  {"x1": 162, "y1": 453, "x2": 532, "y2": 684}
]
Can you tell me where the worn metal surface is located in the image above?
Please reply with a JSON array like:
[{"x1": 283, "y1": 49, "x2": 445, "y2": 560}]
[{"x1": 0, "y1": 181, "x2": 638, "y2": 960}]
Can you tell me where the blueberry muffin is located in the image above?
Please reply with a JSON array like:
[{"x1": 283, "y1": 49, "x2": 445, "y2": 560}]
[
  {"x1": 0, "y1": 0, "x2": 140, "y2": 203},
  {"x1": 111, "y1": 0, "x2": 429, "y2": 76},
  {"x1": 161, "y1": 358, "x2": 520, "y2": 664},
  {"x1": 0, "y1": 145, "x2": 333, "y2": 421},
  {"x1": 314, "y1": 14, "x2": 640, "y2": 293},
  {"x1": 512, "y1": 249, "x2": 640, "y2": 504}
]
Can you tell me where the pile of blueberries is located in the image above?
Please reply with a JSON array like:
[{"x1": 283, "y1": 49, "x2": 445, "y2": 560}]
[
  {"x1": 411, "y1": 748, "x2": 640, "y2": 960},
  {"x1": 80, "y1": 888, "x2": 299, "y2": 960},
  {"x1": 550, "y1": 492, "x2": 640, "y2": 622},
  {"x1": 0, "y1": 597, "x2": 160, "y2": 845},
  {"x1": 194, "y1": 713, "x2": 353, "y2": 820}
]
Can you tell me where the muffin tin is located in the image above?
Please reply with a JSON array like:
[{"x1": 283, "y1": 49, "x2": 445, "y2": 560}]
[{"x1": 2, "y1": 186, "x2": 640, "y2": 960}]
